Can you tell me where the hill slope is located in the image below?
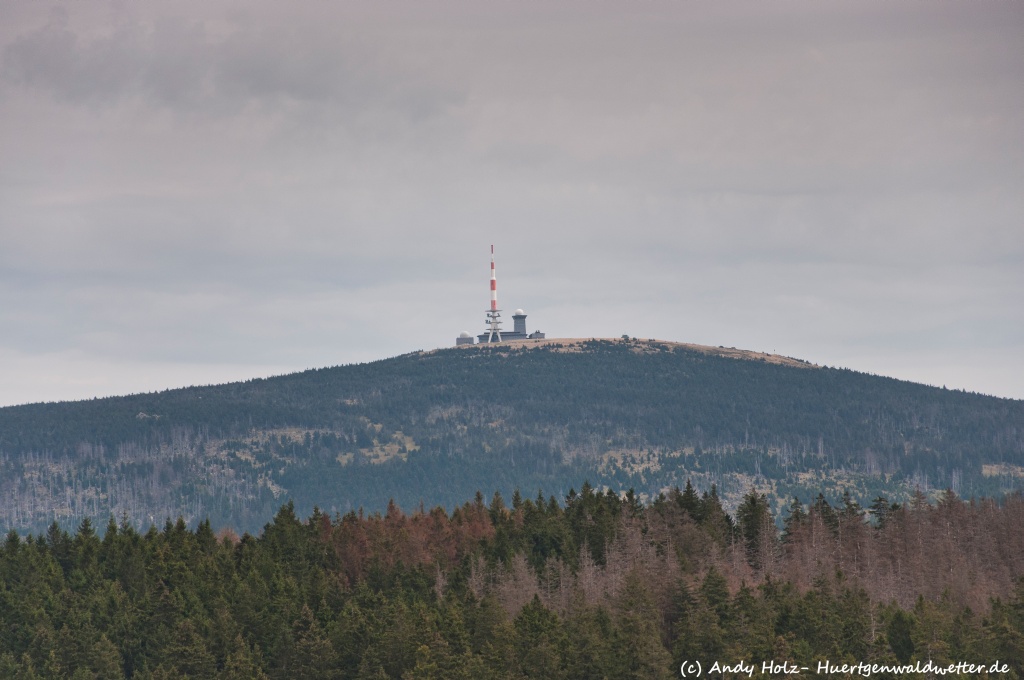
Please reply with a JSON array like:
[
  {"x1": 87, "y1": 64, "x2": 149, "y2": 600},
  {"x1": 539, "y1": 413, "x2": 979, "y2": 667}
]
[{"x1": 2, "y1": 338, "x2": 1022, "y2": 533}]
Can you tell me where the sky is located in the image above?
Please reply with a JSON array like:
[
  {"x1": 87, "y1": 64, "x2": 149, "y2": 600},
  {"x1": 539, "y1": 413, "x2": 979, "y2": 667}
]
[{"x1": 1, "y1": 0, "x2": 1022, "y2": 406}]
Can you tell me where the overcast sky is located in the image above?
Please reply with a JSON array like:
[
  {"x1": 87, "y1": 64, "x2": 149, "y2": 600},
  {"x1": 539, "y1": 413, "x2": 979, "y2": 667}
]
[{"x1": 1, "y1": 0, "x2": 1022, "y2": 406}]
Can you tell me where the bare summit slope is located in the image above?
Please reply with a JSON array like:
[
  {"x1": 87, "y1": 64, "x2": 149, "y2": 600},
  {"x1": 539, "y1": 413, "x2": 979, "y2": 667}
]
[{"x1": 448, "y1": 336, "x2": 816, "y2": 369}]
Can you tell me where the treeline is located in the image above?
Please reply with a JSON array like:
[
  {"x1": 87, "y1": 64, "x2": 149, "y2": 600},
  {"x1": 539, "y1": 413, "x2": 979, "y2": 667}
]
[{"x1": 2, "y1": 483, "x2": 1023, "y2": 678}]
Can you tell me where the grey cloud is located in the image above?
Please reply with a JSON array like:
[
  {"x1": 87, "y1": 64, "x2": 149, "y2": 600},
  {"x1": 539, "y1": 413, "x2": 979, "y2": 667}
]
[
  {"x1": 4, "y1": 9, "x2": 164, "y2": 104},
  {"x1": 2, "y1": 4, "x2": 454, "y2": 118},
  {"x1": 0, "y1": 0, "x2": 1021, "y2": 405}
]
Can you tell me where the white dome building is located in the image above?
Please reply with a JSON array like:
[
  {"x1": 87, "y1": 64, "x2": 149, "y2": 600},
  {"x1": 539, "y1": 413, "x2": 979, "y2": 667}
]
[{"x1": 512, "y1": 309, "x2": 528, "y2": 335}]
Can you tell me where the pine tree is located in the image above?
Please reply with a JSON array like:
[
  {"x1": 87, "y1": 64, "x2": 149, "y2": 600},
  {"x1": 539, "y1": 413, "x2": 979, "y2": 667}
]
[
  {"x1": 220, "y1": 634, "x2": 270, "y2": 680},
  {"x1": 290, "y1": 604, "x2": 339, "y2": 678},
  {"x1": 514, "y1": 595, "x2": 565, "y2": 679},
  {"x1": 869, "y1": 496, "x2": 899, "y2": 529},
  {"x1": 781, "y1": 497, "x2": 806, "y2": 544},
  {"x1": 562, "y1": 599, "x2": 615, "y2": 680},
  {"x1": 162, "y1": 620, "x2": 217, "y2": 679},
  {"x1": 886, "y1": 609, "x2": 916, "y2": 664},
  {"x1": 612, "y1": 570, "x2": 674, "y2": 679},
  {"x1": 90, "y1": 633, "x2": 124, "y2": 679},
  {"x1": 736, "y1": 488, "x2": 777, "y2": 572},
  {"x1": 679, "y1": 480, "x2": 702, "y2": 523},
  {"x1": 698, "y1": 486, "x2": 734, "y2": 547},
  {"x1": 727, "y1": 584, "x2": 775, "y2": 663}
]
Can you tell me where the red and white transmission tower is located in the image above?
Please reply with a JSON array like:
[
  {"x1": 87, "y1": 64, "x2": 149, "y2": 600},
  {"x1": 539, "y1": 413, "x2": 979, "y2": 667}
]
[{"x1": 485, "y1": 244, "x2": 502, "y2": 342}]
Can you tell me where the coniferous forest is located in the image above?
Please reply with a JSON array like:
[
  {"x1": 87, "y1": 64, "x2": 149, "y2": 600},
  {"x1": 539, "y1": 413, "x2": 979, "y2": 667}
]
[
  {"x1": 2, "y1": 483, "x2": 1024, "y2": 679},
  {"x1": 2, "y1": 339, "x2": 1023, "y2": 536}
]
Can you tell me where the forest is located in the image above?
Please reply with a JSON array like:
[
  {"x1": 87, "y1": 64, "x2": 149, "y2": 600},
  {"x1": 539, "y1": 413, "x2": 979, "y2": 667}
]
[
  {"x1": 1, "y1": 482, "x2": 1023, "y2": 679},
  {"x1": 2, "y1": 339, "x2": 1023, "y2": 535}
]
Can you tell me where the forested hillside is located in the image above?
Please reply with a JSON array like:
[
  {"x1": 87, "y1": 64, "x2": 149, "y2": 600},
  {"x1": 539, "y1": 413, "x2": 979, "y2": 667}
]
[
  {"x1": 2, "y1": 338, "x2": 1023, "y2": 534},
  {"x1": 2, "y1": 485, "x2": 1023, "y2": 678}
]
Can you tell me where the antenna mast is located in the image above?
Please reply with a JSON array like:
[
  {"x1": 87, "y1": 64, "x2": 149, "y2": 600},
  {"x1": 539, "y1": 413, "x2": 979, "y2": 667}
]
[{"x1": 486, "y1": 244, "x2": 502, "y2": 342}]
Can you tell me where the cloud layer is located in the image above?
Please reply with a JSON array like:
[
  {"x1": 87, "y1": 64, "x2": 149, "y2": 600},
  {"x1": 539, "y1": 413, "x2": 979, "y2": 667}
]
[{"x1": 1, "y1": 0, "x2": 1022, "y2": 405}]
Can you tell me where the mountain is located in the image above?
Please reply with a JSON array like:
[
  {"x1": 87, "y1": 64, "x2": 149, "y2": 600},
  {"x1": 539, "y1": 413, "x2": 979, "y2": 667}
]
[{"x1": 2, "y1": 337, "x2": 1022, "y2": 534}]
